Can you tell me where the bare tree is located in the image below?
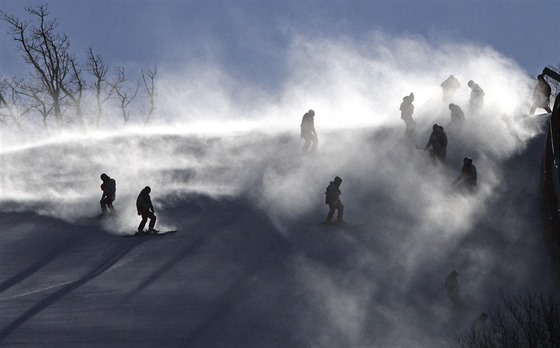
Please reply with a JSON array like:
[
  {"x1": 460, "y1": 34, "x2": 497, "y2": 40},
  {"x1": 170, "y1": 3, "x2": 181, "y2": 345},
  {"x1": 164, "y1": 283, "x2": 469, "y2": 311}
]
[
  {"x1": 0, "y1": 78, "x2": 27, "y2": 135},
  {"x1": 61, "y1": 57, "x2": 86, "y2": 129},
  {"x1": 1, "y1": 4, "x2": 79, "y2": 128},
  {"x1": 86, "y1": 48, "x2": 118, "y2": 127},
  {"x1": 141, "y1": 66, "x2": 157, "y2": 124},
  {"x1": 113, "y1": 66, "x2": 139, "y2": 124},
  {"x1": 451, "y1": 291, "x2": 560, "y2": 348},
  {"x1": 11, "y1": 78, "x2": 55, "y2": 129}
]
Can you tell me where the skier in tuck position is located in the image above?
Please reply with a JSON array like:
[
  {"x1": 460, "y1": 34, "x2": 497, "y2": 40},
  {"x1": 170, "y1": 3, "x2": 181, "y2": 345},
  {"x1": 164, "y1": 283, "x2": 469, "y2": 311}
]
[
  {"x1": 100, "y1": 173, "x2": 116, "y2": 215},
  {"x1": 453, "y1": 157, "x2": 477, "y2": 194},
  {"x1": 325, "y1": 176, "x2": 345, "y2": 225},
  {"x1": 136, "y1": 186, "x2": 157, "y2": 234},
  {"x1": 300, "y1": 109, "x2": 318, "y2": 153}
]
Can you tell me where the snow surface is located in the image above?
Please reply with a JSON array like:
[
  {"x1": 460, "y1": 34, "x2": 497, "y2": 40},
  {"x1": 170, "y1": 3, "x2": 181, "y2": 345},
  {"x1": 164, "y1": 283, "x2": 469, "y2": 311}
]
[{"x1": 0, "y1": 113, "x2": 557, "y2": 347}]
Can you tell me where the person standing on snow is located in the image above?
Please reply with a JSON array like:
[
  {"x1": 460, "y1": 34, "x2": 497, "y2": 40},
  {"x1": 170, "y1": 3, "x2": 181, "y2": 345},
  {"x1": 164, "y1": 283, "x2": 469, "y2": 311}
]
[
  {"x1": 136, "y1": 186, "x2": 157, "y2": 234},
  {"x1": 453, "y1": 157, "x2": 477, "y2": 194},
  {"x1": 440, "y1": 75, "x2": 460, "y2": 104},
  {"x1": 445, "y1": 270, "x2": 464, "y2": 310},
  {"x1": 325, "y1": 176, "x2": 345, "y2": 224},
  {"x1": 400, "y1": 93, "x2": 416, "y2": 138},
  {"x1": 423, "y1": 124, "x2": 447, "y2": 165},
  {"x1": 529, "y1": 74, "x2": 552, "y2": 114},
  {"x1": 100, "y1": 173, "x2": 116, "y2": 215},
  {"x1": 467, "y1": 80, "x2": 485, "y2": 115},
  {"x1": 448, "y1": 103, "x2": 465, "y2": 130},
  {"x1": 300, "y1": 109, "x2": 318, "y2": 153}
]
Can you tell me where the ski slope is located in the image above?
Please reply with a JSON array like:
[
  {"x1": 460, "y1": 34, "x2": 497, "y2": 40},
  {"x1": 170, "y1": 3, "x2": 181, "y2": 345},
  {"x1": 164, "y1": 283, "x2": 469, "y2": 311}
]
[{"x1": 0, "y1": 115, "x2": 557, "y2": 347}]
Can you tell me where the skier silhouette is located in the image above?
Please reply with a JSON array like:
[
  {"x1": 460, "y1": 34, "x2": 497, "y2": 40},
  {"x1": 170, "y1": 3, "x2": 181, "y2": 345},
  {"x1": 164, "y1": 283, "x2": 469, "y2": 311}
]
[
  {"x1": 136, "y1": 186, "x2": 157, "y2": 234},
  {"x1": 467, "y1": 80, "x2": 485, "y2": 115},
  {"x1": 423, "y1": 124, "x2": 447, "y2": 165},
  {"x1": 440, "y1": 75, "x2": 460, "y2": 103},
  {"x1": 529, "y1": 74, "x2": 552, "y2": 114},
  {"x1": 448, "y1": 103, "x2": 465, "y2": 130},
  {"x1": 472, "y1": 313, "x2": 489, "y2": 343},
  {"x1": 100, "y1": 173, "x2": 116, "y2": 215},
  {"x1": 325, "y1": 176, "x2": 345, "y2": 224},
  {"x1": 399, "y1": 93, "x2": 416, "y2": 138},
  {"x1": 453, "y1": 157, "x2": 477, "y2": 194},
  {"x1": 300, "y1": 109, "x2": 318, "y2": 153},
  {"x1": 445, "y1": 270, "x2": 464, "y2": 310}
]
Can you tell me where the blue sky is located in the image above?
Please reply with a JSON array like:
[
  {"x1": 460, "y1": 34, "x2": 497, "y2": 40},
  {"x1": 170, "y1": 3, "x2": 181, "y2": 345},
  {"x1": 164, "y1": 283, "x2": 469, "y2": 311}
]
[{"x1": 1, "y1": 0, "x2": 559, "y2": 92}]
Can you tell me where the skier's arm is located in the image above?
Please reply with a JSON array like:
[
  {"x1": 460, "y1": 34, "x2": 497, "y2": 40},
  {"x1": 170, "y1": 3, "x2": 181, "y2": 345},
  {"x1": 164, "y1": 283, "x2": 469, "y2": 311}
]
[{"x1": 424, "y1": 138, "x2": 432, "y2": 150}]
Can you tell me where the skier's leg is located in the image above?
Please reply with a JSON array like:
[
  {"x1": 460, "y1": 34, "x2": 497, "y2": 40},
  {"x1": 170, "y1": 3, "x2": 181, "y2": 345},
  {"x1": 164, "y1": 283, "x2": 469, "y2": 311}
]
[
  {"x1": 302, "y1": 137, "x2": 311, "y2": 152},
  {"x1": 326, "y1": 204, "x2": 336, "y2": 222},
  {"x1": 138, "y1": 213, "x2": 148, "y2": 232},
  {"x1": 311, "y1": 135, "x2": 318, "y2": 151},
  {"x1": 148, "y1": 211, "x2": 157, "y2": 231},
  {"x1": 336, "y1": 202, "x2": 344, "y2": 222},
  {"x1": 107, "y1": 199, "x2": 115, "y2": 213},
  {"x1": 100, "y1": 198, "x2": 108, "y2": 214}
]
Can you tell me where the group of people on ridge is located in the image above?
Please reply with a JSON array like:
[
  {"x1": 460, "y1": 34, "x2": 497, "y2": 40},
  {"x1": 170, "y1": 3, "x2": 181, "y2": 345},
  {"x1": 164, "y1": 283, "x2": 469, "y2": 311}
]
[{"x1": 100, "y1": 73, "x2": 550, "y2": 230}]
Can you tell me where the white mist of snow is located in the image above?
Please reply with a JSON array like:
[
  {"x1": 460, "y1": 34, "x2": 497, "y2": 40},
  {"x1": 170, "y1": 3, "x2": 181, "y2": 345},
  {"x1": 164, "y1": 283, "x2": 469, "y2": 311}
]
[{"x1": 0, "y1": 32, "x2": 552, "y2": 346}]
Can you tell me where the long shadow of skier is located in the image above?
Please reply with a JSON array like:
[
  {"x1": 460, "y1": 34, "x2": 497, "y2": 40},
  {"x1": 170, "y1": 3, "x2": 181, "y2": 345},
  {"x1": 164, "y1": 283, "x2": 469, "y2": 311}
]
[
  {"x1": 0, "y1": 234, "x2": 82, "y2": 295},
  {"x1": 0, "y1": 238, "x2": 146, "y2": 342},
  {"x1": 123, "y1": 230, "x2": 217, "y2": 300}
]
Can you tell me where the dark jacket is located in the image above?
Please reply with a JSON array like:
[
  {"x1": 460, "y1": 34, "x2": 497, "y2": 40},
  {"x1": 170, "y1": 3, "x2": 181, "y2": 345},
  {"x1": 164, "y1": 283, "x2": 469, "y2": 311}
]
[
  {"x1": 136, "y1": 188, "x2": 154, "y2": 214},
  {"x1": 459, "y1": 163, "x2": 477, "y2": 186},
  {"x1": 426, "y1": 127, "x2": 447, "y2": 158},
  {"x1": 101, "y1": 178, "x2": 116, "y2": 199},
  {"x1": 300, "y1": 113, "x2": 316, "y2": 137},
  {"x1": 325, "y1": 182, "x2": 341, "y2": 204}
]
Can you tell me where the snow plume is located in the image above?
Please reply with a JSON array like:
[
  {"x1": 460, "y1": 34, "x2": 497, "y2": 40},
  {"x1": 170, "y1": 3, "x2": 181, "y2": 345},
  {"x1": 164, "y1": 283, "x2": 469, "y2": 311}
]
[{"x1": 0, "y1": 33, "x2": 551, "y2": 346}]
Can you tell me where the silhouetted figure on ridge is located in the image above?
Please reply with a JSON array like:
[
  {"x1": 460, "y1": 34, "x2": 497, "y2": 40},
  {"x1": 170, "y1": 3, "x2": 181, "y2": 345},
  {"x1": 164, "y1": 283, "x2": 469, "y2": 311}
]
[
  {"x1": 529, "y1": 74, "x2": 552, "y2": 114},
  {"x1": 300, "y1": 109, "x2": 318, "y2": 153},
  {"x1": 448, "y1": 103, "x2": 465, "y2": 130},
  {"x1": 399, "y1": 93, "x2": 416, "y2": 138},
  {"x1": 441, "y1": 75, "x2": 460, "y2": 103},
  {"x1": 453, "y1": 157, "x2": 477, "y2": 194},
  {"x1": 445, "y1": 270, "x2": 464, "y2": 310},
  {"x1": 423, "y1": 124, "x2": 447, "y2": 165},
  {"x1": 467, "y1": 80, "x2": 485, "y2": 115},
  {"x1": 136, "y1": 186, "x2": 157, "y2": 234},
  {"x1": 325, "y1": 176, "x2": 345, "y2": 225},
  {"x1": 100, "y1": 173, "x2": 116, "y2": 215},
  {"x1": 472, "y1": 313, "x2": 489, "y2": 343}
]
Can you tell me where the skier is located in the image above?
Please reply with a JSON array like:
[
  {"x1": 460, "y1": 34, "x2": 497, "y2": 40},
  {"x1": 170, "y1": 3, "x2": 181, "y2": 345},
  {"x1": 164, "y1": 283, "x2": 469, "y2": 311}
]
[
  {"x1": 448, "y1": 103, "x2": 465, "y2": 130},
  {"x1": 100, "y1": 173, "x2": 116, "y2": 215},
  {"x1": 325, "y1": 176, "x2": 345, "y2": 224},
  {"x1": 445, "y1": 270, "x2": 463, "y2": 310},
  {"x1": 467, "y1": 80, "x2": 485, "y2": 115},
  {"x1": 472, "y1": 313, "x2": 489, "y2": 343},
  {"x1": 399, "y1": 93, "x2": 416, "y2": 138},
  {"x1": 440, "y1": 75, "x2": 460, "y2": 103},
  {"x1": 529, "y1": 74, "x2": 552, "y2": 114},
  {"x1": 136, "y1": 186, "x2": 157, "y2": 234},
  {"x1": 453, "y1": 157, "x2": 477, "y2": 194},
  {"x1": 423, "y1": 124, "x2": 447, "y2": 165},
  {"x1": 300, "y1": 109, "x2": 318, "y2": 153}
]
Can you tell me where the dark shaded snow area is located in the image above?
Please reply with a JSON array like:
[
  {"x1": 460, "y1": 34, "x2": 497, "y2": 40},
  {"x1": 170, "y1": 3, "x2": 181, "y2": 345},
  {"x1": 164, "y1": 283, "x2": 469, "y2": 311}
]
[{"x1": 0, "y1": 116, "x2": 558, "y2": 347}]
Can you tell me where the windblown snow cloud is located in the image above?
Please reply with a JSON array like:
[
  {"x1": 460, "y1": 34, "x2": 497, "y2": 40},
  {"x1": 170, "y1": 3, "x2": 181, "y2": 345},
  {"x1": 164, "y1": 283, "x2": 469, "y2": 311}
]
[{"x1": 0, "y1": 32, "x2": 551, "y2": 346}]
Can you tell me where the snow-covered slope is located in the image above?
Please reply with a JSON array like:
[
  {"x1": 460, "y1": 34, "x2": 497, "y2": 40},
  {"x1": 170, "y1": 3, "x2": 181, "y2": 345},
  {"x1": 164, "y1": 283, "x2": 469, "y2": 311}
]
[{"x1": 0, "y1": 114, "x2": 556, "y2": 347}]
